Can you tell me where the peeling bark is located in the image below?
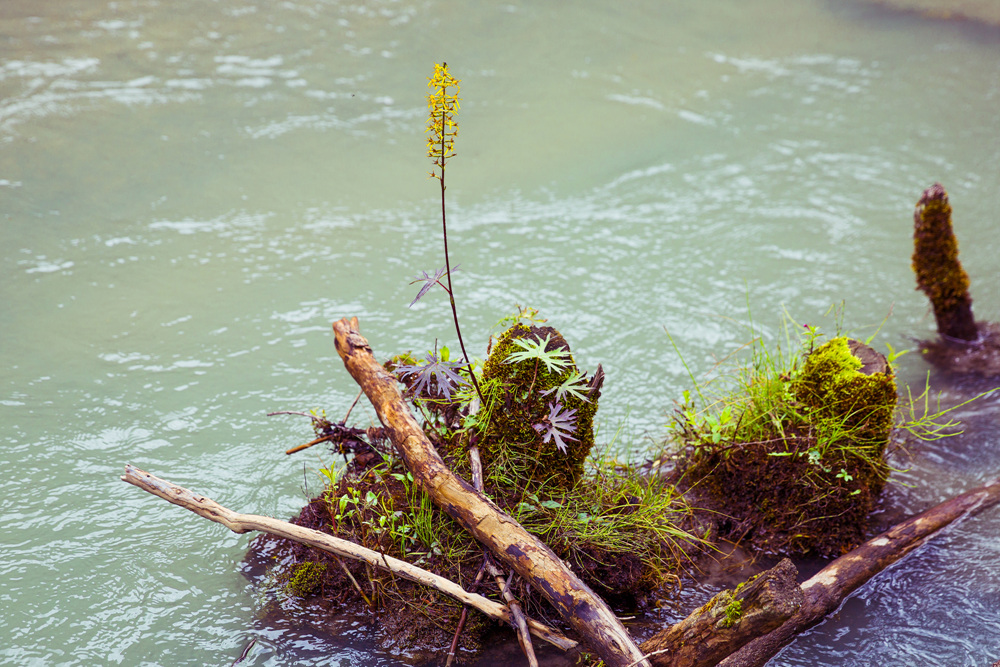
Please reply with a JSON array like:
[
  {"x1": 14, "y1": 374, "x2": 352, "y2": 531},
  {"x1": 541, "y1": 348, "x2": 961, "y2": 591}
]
[{"x1": 639, "y1": 559, "x2": 802, "y2": 667}]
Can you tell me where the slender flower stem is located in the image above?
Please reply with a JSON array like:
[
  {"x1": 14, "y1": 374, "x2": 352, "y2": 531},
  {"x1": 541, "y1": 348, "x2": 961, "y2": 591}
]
[{"x1": 438, "y1": 140, "x2": 485, "y2": 407}]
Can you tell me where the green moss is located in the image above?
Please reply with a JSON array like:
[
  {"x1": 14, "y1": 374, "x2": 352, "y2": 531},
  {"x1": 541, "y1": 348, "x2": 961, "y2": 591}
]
[
  {"x1": 722, "y1": 598, "x2": 743, "y2": 628},
  {"x1": 913, "y1": 184, "x2": 970, "y2": 313},
  {"x1": 792, "y1": 337, "x2": 897, "y2": 445},
  {"x1": 476, "y1": 323, "x2": 598, "y2": 489},
  {"x1": 675, "y1": 332, "x2": 899, "y2": 556},
  {"x1": 912, "y1": 183, "x2": 977, "y2": 340},
  {"x1": 285, "y1": 560, "x2": 327, "y2": 598}
]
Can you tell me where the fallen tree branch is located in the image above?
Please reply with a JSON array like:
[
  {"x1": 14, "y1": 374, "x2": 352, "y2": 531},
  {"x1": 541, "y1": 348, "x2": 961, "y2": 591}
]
[
  {"x1": 719, "y1": 475, "x2": 1000, "y2": 667},
  {"x1": 332, "y1": 317, "x2": 650, "y2": 667},
  {"x1": 119, "y1": 464, "x2": 577, "y2": 652},
  {"x1": 638, "y1": 558, "x2": 802, "y2": 667}
]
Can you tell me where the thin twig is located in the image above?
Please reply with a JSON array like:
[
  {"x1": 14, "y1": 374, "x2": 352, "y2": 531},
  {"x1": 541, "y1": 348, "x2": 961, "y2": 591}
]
[
  {"x1": 333, "y1": 556, "x2": 372, "y2": 608},
  {"x1": 468, "y1": 444, "x2": 538, "y2": 667},
  {"x1": 342, "y1": 388, "x2": 364, "y2": 423},
  {"x1": 285, "y1": 434, "x2": 333, "y2": 455},
  {"x1": 120, "y1": 464, "x2": 576, "y2": 652},
  {"x1": 445, "y1": 558, "x2": 489, "y2": 667}
]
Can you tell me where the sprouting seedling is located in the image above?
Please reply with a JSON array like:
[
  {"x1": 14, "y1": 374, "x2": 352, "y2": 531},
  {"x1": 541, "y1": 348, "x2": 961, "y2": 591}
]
[
  {"x1": 409, "y1": 62, "x2": 485, "y2": 407},
  {"x1": 532, "y1": 401, "x2": 579, "y2": 454}
]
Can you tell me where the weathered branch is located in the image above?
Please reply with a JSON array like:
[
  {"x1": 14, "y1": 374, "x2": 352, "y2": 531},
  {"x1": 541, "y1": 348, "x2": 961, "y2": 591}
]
[
  {"x1": 639, "y1": 558, "x2": 802, "y2": 667},
  {"x1": 119, "y1": 464, "x2": 577, "y2": 652},
  {"x1": 331, "y1": 317, "x2": 650, "y2": 667},
  {"x1": 719, "y1": 475, "x2": 1000, "y2": 667}
]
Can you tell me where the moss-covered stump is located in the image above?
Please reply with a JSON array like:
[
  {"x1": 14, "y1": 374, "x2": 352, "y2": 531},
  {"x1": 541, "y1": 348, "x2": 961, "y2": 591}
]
[
  {"x1": 476, "y1": 323, "x2": 600, "y2": 489},
  {"x1": 792, "y1": 338, "x2": 897, "y2": 445},
  {"x1": 676, "y1": 338, "x2": 897, "y2": 557},
  {"x1": 912, "y1": 182, "x2": 978, "y2": 342}
]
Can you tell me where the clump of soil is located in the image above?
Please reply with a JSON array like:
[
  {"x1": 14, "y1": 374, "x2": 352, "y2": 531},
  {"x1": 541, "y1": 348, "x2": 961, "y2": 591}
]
[{"x1": 671, "y1": 338, "x2": 897, "y2": 557}]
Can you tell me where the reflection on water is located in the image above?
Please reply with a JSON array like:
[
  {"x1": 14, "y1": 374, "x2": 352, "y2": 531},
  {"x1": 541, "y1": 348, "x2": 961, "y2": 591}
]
[{"x1": 1, "y1": 0, "x2": 998, "y2": 665}]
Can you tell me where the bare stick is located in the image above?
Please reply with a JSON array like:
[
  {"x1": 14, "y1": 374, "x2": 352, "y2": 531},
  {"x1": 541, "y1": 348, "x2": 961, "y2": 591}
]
[
  {"x1": 469, "y1": 443, "x2": 538, "y2": 667},
  {"x1": 120, "y1": 464, "x2": 577, "y2": 652},
  {"x1": 445, "y1": 558, "x2": 488, "y2": 667},
  {"x1": 285, "y1": 434, "x2": 332, "y2": 455}
]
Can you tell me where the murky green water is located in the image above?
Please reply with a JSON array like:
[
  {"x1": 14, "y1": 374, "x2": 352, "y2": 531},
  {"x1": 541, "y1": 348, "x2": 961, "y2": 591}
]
[{"x1": 2, "y1": 1, "x2": 999, "y2": 665}]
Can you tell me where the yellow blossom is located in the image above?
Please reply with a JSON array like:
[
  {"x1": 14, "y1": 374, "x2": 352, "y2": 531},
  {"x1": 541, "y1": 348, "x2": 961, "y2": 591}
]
[{"x1": 426, "y1": 62, "x2": 460, "y2": 175}]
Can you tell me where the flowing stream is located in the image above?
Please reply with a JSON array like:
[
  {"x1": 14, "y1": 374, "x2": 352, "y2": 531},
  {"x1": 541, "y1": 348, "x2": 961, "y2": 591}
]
[{"x1": 2, "y1": 1, "x2": 999, "y2": 665}]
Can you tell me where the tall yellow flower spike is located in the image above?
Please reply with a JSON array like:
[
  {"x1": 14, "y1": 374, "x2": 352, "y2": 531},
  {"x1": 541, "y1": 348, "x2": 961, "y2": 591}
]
[{"x1": 426, "y1": 62, "x2": 460, "y2": 178}]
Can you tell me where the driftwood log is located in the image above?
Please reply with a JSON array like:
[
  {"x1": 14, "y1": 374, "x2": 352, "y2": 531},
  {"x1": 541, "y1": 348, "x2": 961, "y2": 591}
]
[
  {"x1": 639, "y1": 559, "x2": 802, "y2": 667},
  {"x1": 332, "y1": 317, "x2": 650, "y2": 667},
  {"x1": 119, "y1": 464, "x2": 577, "y2": 652},
  {"x1": 719, "y1": 475, "x2": 1000, "y2": 667}
]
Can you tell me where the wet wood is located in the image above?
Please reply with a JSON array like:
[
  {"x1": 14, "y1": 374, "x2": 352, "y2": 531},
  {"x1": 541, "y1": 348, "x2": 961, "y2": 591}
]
[
  {"x1": 119, "y1": 464, "x2": 577, "y2": 652},
  {"x1": 332, "y1": 317, "x2": 650, "y2": 667},
  {"x1": 718, "y1": 475, "x2": 1000, "y2": 667},
  {"x1": 912, "y1": 182, "x2": 978, "y2": 341},
  {"x1": 638, "y1": 559, "x2": 802, "y2": 667}
]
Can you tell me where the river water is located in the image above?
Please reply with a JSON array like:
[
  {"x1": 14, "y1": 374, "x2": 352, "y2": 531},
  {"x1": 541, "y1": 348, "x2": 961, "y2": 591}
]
[{"x1": 2, "y1": 1, "x2": 998, "y2": 665}]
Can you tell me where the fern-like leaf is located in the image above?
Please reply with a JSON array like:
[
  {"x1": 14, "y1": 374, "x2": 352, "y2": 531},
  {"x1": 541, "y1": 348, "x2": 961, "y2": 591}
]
[
  {"x1": 504, "y1": 334, "x2": 572, "y2": 374},
  {"x1": 532, "y1": 401, "x2": 579, "y2": 454},
  {"x1": 393, "y1": 351, "x2": 468, "y2": 400}
]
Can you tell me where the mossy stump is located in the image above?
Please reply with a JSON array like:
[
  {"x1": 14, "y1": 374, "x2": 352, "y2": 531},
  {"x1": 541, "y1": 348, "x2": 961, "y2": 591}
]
[
  {"x1": 913, "y1": 183, "x2": 978, "y2": 342},
  {"x1": 681, "y1": 338, "x2": 897, "y2": 556},
  {"x1": 477, "y1": 323, "x2": 599, "y2": 489}
]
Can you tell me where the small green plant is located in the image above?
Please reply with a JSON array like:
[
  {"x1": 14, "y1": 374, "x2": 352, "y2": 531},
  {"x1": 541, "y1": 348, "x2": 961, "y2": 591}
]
[
  {"x1": 410, "y1": 62, "x2": 485, "y2": 407},
  {"x1": 721, "y1": 595, "x2": 743, "y2": 629}
]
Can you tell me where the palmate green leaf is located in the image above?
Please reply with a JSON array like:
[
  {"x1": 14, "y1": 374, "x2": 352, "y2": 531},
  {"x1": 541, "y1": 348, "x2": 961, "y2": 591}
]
[
  {"x1": 504, "y1": 334, "x2": 572, "y2": 374},
  {"x1": 541, "y1": 370, "x2": 591, "y2": 403}
]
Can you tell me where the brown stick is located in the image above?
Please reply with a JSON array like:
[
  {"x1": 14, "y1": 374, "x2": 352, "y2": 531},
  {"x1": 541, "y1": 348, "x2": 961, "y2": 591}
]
[
  {"x1": 638, "y1": 558, "x2": 802, "y2": 667},
  {"x1": 332, "y1": 317, "x2": 650, "y2": 667},
  {"x1": 469, "y1": 443, "x2": 538, "y2": 667},
  {"x1": 285, "y1": 433, "x2": 332, "y2": 455},
  {"x1": 119, "y1": 464, "x2": 577, "y2": 652},
  {"x1": 445, "y1": 558, "x2": 489, "y2": 667},
  {"x1": 719, "y1": 475, "x2": 1000, "y2": 667}
]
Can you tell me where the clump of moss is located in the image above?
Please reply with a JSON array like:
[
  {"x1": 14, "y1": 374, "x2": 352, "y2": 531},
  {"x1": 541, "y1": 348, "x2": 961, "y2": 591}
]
[
  {"x1": 912, "y1": 183, "x2": 977, "y2": 341},
  {"x1": 793, "y1": 337, "x2": 896, "y2": 446},
  {"x1": 720, "y1": 594, "x2": 743, "y2": 629},
  {"x1": 476, "y1": 323, "x2": 599, "y2": 489},
  {"x1": 671, "y1": 333, "x2": 898, "y2": 556},
  {"x1": 285, "y1": 561, "x2": 327, "y2": 598}
]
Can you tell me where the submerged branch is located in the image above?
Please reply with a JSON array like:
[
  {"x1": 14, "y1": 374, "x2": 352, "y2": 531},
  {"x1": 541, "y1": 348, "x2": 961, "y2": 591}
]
[{"x1": 719, "y1": 474, "x2": 1000, "y2": 667}]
